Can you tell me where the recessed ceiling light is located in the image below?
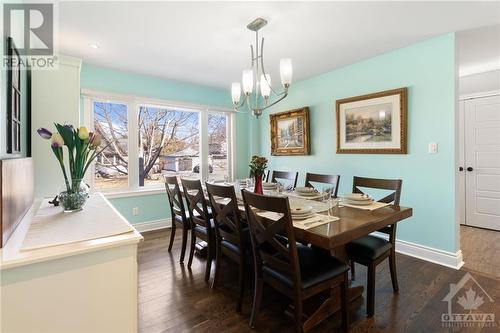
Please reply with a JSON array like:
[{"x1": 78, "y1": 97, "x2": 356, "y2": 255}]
[{"x1": 89, "y1": 44, "x2": 99, "y2": 49}]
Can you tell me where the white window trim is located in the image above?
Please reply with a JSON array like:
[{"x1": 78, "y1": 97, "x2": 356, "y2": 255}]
[{"x1": 82, "y1": 89, "x2": 234, "y2": 197}]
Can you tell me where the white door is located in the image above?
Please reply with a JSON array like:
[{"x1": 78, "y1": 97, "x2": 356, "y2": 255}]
[{"x1": 465, "y1": 95, "x2": 500, "y2": 230}]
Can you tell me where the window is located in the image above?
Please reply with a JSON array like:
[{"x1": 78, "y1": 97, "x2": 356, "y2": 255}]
[
  {"x1": 208, "y1": 112, "x2": 229, "y2": 182},
  {"x1": 93, "y1": 101, "x2": 129, "y2": 191},
  {"x1": 84, "y1": 91, "x2": 233, "y2": 193},
  {"x1": 138, "y1": 105, "x2": 200, "y2": 186}
]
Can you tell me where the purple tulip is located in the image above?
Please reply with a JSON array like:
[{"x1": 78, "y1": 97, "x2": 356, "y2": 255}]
[{"x1": 37, "y1": 128, "x2": 52, "y2": 140}]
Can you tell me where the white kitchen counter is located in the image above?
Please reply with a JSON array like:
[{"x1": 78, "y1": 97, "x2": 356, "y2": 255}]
[{"x1": 1, "y1": 193, "x2": 143, "y2": 332}]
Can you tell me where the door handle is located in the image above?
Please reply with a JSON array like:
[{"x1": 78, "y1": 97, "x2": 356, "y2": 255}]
[
  {"x1": 459, "y1": 167, "x2": 464, "y2": 171},
  {"x1": 467, "y1": 167, "x2": 473, "y2": 172}
]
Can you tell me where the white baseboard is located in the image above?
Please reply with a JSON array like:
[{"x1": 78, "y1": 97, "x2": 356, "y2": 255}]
[
  {"x1": 133, "y1": 219, "x2": 171, "y2": 233},
  {"x1": 372, "y1": 232, "x2": 464, "y2": 270}
]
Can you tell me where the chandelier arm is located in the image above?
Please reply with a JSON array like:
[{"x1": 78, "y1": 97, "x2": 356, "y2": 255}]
[
  {"x1": 250, "y1": 45, "x2": 254, "y2": 67},
  {"x1": 259, "y1": 37, "x2": 281, "y2": 97},
  {"x1": 261, "y1": 89, "x2": 289, "y2": 112}
]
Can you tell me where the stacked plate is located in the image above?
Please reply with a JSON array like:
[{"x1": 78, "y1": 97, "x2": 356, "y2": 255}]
[
  {"x1": 263, "y1": 182, "x2": 277, "y2": 191},
  {"x1": 295, "y1": 187, "x2": 319, "y2": 197},
  {"x1": 343, "y1": 193, "x2": 374, "y2": 205},
  {"x1": 238, "y1": 179, "x2": 247, "y2": 189},
  {"x1": 290, "y1": 205, "x2": 315, "y2": 220}
]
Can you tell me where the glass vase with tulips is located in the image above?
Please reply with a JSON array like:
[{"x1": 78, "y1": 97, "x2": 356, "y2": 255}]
[{"x1": 37, "y1": 124, "x2": 108, "y2": 212}]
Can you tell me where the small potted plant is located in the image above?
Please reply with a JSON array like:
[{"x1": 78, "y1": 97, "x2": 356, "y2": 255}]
[
  {"x1": 249, "y1": 155, "x2": 268, "y2": 194},
  {"x1": 37, "y1": 123, "x2": 106, "y2": 212}
]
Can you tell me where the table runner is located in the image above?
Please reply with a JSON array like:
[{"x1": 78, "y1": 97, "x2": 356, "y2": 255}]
[{"x1": 21, "y1": 195, "x2": 134, "y2": 251}]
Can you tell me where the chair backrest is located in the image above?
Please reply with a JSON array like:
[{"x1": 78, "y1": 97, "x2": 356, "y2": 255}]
[
  {"x1": 181, "y1": 178, "x2": 211, "y2": 229},
  {"x1": 241, "y1": 190, "x2": 301, "y2": 289},
  {"x1": 352, "y1": 176, "x2": 403, "y2": 240},
  {"x1": 164, "y1": 175, "x2": 188, "y2": 221},
  {"x1": 268, "y1": 170, "x2": 299, "y2": 189},
  {"x1": 206, "y1": 183, "x2": 245, "y2": 250},
  {"x1": 305, "y1": 172, "x2": 340, "y2": 198},
  {"x1": 352, "y1": 176, "x2": 402, "y2": 205}
]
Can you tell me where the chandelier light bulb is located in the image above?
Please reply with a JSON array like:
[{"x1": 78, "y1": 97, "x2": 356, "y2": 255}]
[
  {"x1": 260, "y1": 74, "x2": 271, "y2": 98},
  {"x1": 242, "y1": 69, "x2": 254, "y2": 94},
  {"x1": 231, "y1": 82, "x2": 241, "y2": 104},
  {"x1": 280, "y1": 58, "x2": 293, "y2": 86}
]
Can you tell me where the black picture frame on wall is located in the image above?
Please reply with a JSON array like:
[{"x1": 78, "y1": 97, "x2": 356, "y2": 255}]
[{"x1": 6, "y1": 37, "x2": 22, "y2": 154}]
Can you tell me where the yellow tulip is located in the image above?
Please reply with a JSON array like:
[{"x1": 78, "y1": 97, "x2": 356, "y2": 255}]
[{"x1": 78, "y1": 126, "x2": 89, "y2": 140}]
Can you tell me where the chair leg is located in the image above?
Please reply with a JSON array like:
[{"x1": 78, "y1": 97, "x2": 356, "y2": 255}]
[
  {"x1": 366, "y1": 263, "x2": 376, "y2": 317},
  {"x1": 293, "y1": 296, "x2": 303, "y2": 333},
  {"x1": 250, "y1": 275, "x2": 263, "y2": 328},
  {"x1": 350, "y1": 260, "x2": 355, "y2": 281},
  {"x1": 389, "y1": 252, "x2": 399, "y2": 293},
  {"x1": 341, "y1": 272, "x2": 349, "y2": 332},
  {"x1": 204, "y1": 238, "x2": 213, "y2": 282},
  {"x1": 179, "y1": 227, "x2": 188, "y2": 263},
  {"x1": 211, "y1": 240, "x2": 222, "y2": 289},
  {"x1": 187, "y1": 229, "x2": 196, "y2": 268},
  {"x1": 168, "y1": 223, "x2": 176, "y2": 252},
  {"x1": 236, "y1": 256, "x2": 245, "y2": 313}
]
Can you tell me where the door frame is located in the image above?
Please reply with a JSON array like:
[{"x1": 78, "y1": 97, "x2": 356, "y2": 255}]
[{"x1": 457, "y1": 89, "x2": 500, "y2": 227}]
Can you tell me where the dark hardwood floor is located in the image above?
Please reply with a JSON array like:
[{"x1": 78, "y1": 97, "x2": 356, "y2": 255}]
[{"x1": 138, "y1": 229, "x2": 500, "y2": 333}]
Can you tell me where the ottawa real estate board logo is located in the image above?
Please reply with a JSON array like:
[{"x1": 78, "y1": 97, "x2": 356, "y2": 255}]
[
  {"x1": 3, "y1": 2, "x2": 57, "y2": 70},
  {"x1": 442, "y1": 272, "x2": 496, "y2": 328}
]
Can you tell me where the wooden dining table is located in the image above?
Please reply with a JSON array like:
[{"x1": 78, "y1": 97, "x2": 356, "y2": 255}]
[{"x1": 207, "y1": 187, "x2": 413, "y2": 330}]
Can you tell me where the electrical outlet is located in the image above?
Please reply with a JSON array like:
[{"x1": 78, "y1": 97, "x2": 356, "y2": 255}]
[
  {"x1": 428, "y1": 142, "x2": 438, "y2": 154},
  {"x1": 132, "y1": 207, "x2": 139, "y2": 216}
]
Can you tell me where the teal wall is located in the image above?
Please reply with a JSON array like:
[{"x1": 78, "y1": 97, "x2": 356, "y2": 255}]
[
  {"x1": 258, "y1": 34, "x2": 457, "y2": 252},
  {"x1": 80, "y1": 64, "x2": 252, "y2": 224},
  {"x1": 108, "y1": 194, "x2": 169, "y2": 224}
]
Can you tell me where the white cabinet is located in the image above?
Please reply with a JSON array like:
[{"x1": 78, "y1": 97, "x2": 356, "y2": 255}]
[{"x1": 0, "y1": 194, "x2": 143, "y2": 332}]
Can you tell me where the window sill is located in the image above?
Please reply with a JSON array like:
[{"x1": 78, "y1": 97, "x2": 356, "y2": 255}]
[{"x1": 100, "y1": 187, "x2": 165, "y2": 199}]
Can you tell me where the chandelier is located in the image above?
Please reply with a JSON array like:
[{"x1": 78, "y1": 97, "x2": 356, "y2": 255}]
[{"x1": 231, "y1": 17, "x2": 293, "y2": 118}]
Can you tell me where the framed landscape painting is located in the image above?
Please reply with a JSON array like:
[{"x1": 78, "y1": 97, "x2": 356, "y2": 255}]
[
  {"x1": 270, "y1": 107, "x2": 310, "y2": 156},
  {"x1": 336, "y1": 88, "x2": 407, "y2": 154}
]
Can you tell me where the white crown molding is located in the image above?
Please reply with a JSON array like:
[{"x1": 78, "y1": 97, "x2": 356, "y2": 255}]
[
  {"x1": 459, "y1": 90, "x2": 500, "y2": 101},
  {"x1": 372, "y1": 232, "x2": 464, "y2": 270},
  {"x1": 133, "y1": 219, "x2": 171, "y2": 233},
  {"x1": 459, "y1": 64, "x2": 500, "y2": 78},
  {"x1": 56, "y1": 54, "x2": 82, "y2": 68}
]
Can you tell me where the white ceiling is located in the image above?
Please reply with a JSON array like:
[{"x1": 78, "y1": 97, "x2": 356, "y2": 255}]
[
  {"x1": 59, "y1": 1, "x2": 500, "y2": 89},
  {"x1": 457, "y1": 24, "x2": 500, "y2": 77}
]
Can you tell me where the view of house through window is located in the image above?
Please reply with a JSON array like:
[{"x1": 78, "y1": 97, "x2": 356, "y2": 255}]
[
  {"x1": 93, "y1": 101, "x2": 129, "y2": 190},
  {"x1": 138, "y1": 106, "x2": 200, "y2": 186},
  {"x1": 90, "y1": 96, "x2": 231, "y2": 192},
  {"x1": 208, "y1": 113, "x2": 228, "y2": 181}
]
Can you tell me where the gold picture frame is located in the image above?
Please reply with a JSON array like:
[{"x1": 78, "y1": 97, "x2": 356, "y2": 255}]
[
  {"x1": 270, "y1": 107, "x2": 310, "y2": 156},
  {"x1": 336, "y1": 88, "x2": 407, "y2": 154}
]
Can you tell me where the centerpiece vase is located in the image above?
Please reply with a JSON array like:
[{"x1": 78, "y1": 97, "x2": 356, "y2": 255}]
[
  {"x1": 254, "y1": 175, "x2": 263, "y2": 194},
  {"x1": 58, "y1": 178, "x2": 89, "y2": 212}
]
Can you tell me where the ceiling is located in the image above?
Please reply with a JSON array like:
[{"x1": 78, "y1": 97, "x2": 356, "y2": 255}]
[
  {"x1": 59, "y1": 1, "x2": 500, "y2": 89},
  {"x1": 457, "y1": 24, "x2": 500, "y2": 77}
]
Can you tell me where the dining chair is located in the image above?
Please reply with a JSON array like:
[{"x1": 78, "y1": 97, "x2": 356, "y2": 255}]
[
  {"x1": 304, "y1": 172, "x2": 340, "y2": 198},
  {"x1": 267, "y1": 170, "x2": 299, "y2": 189},
  {"x1": 206, "y1": 182, "x2": 250, "y2": 312},
  {"x1": 164, "y1": 175, "x2": 191, "y2": 263},
  {"x1": 241, "y1": 190, "x2": 349, "y2": 333},
  {"x1": 181, "y1": 178, "x2": 215, "y2": 282},
  {"x1": 345, "y1": 176, "x2": 402, "y2": 317}
]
